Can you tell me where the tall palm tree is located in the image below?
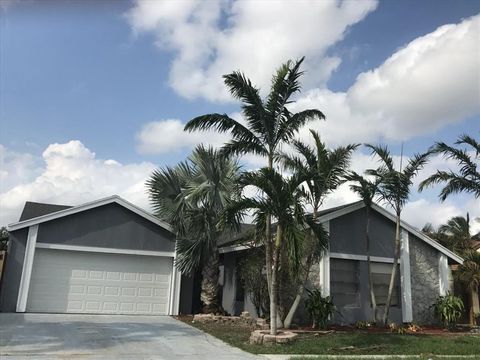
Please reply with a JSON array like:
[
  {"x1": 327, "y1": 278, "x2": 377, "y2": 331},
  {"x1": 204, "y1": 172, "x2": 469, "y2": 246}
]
[
  {"x1": 279, "y1": 130, "x2": 358, "y2": 328},
  {"x1": 222, "y1": 167, "x2": 327, "y2": 335},
  {"x1": 366, "y1": 145, "x2": 429, "y2": 325},
  {"x1": 346, "y1": 172, "x2": 381, "y2": 323},
  {"x1": 146, "y1": 146, "x2": 241, "y2": 313},
  {"x1": 419, "y1": 134, "x2": 480, "y2": 200},
  {"x1": 184, "y1": 57, "x2": 325, "y2": 296}
]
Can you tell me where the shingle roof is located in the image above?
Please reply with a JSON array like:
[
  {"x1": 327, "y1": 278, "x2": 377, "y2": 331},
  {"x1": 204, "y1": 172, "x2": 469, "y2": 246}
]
[{"x1": 19, "y1": 201, "x2": 72, "y2": 222}]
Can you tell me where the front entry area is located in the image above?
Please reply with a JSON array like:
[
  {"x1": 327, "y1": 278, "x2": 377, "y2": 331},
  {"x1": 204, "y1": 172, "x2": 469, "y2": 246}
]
[{"x1": 27, "y1": 249, "x2": 173, "y2": 315}]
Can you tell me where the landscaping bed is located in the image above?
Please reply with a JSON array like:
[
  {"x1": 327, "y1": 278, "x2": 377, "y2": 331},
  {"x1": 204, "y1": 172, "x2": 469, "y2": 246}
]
[{"x1": 176, "y1": 315, "x2": 480, "y2": 356}]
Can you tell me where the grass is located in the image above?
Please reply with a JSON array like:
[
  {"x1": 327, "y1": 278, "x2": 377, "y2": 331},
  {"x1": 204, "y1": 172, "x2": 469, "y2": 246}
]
[{"x1": 178, "y1": 318, "x2": 480, "y2": 356}]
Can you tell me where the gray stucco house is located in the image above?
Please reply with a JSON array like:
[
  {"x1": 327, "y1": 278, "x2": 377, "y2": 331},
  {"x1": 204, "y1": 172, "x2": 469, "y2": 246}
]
[
  {"x1": 218, "y1": 201, "x2": 464, "y2": 325},
  {"x1": 0, "y1": 196, "x2": 192, "y2": 315},
  {"x1": 0, "y1": 196, "x2": 463, "y2": 326}
]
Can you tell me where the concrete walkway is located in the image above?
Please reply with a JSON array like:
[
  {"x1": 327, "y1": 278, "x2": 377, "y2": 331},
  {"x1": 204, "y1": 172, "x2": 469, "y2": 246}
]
[{"x1": 0, "y1": 313, "x2": 262, "y2": 359}]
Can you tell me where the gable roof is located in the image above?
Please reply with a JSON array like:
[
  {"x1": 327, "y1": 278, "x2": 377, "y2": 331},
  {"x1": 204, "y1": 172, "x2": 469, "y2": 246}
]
[
  {"x1": 316, "y1": 201, "x2": 463, "y2": 264},
  {"x1": 19, "y1": 201, "x2": 72, "y2": 222},
  {"x1": 8, "y1": 195, "x2": 172, "y2": 233}
]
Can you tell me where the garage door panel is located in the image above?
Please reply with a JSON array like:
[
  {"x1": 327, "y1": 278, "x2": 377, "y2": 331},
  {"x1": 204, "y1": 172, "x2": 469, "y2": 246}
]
[{"x1": 27, "y1": 249, "x2": 172, "y2": 315}]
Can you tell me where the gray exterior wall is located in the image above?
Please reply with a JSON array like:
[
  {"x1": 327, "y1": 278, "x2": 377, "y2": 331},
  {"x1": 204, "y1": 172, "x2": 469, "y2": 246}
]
[
  {"x1": 0, "y1": 203, "x2": 176, "y2": 313},
  {"x1": 36, "y1": 203, "x2": 175, "y2": 252},
  {"x1": 409, "y1": 233, "x2": 441, "y2": 324},
  {"x1": 330, "y1": 208, "x2": 395, "y2": 258},
  {"x1": 0, "y1": 228, "x2": 29, "y2": 312}
]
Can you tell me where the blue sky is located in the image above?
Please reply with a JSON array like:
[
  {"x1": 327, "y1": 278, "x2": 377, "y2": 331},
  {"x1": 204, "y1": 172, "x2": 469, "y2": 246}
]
[{"x1": 0, "y1": 0, "x2": 479, "y2": 228}]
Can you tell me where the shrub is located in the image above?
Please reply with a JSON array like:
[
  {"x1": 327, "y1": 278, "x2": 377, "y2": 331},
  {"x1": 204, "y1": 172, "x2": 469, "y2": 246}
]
[
  {"x1": 355, "y1": 320, "x2": 371, "y2": 329},
  {"x1": 237, "y1": 250, "x2": 269, "y2": 317},
  {"x1": 432, "y1": 292, "x2": 464, "y2": 329},
  {"x1": 305, "y1": 289, "x2": 335, "y2": 329}
]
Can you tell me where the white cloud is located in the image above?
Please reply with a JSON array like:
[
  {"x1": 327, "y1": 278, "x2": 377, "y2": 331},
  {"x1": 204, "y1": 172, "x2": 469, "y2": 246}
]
[
  {"x1": 126, "y1": 0, "x2": 378, "y2": 102},
  {"x1": 292, "y1": 15, "x2": 480, "y2": 145},
  {"x1": 136, "y1": 119, "x2": 231, "y2": 154},
  {"x1": 0, "y1": 141, "x2": 156, "y2": 225}
]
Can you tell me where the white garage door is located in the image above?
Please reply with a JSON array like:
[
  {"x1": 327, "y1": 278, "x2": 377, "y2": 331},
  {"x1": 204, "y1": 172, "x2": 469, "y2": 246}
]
[{"x1": 27, "y1": 248, "x2": 173, "y2": 315}]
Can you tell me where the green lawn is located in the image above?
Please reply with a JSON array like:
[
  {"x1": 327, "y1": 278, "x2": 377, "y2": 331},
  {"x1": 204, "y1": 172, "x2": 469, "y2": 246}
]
[{"x1": 179, "y1": 318, "x2": 480, "y2": 356}]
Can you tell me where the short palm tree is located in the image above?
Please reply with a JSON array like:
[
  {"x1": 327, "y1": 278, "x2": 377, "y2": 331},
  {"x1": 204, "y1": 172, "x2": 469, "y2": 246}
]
[
  {"x1": 456, "y1": 250, "x2": 480, "y2": 324},
  {"x1": 419, "y1": 134, "x2": 480, "y2": 200},
  {"x1": 346, "y1": 171, "x2": 381, "y2": 323},
  {"x1": 146, "y1": 146, "x2": 241, "y2": 313},
  {"x1": 279, "y1": 130, "x2": 358, "y2": 328},
  {"x1": 184, "y1": 57, "x2": 325, "y2": 295},
  {"x1": 366, "y1": 145, "x2": 430, "y2": 324},
  {"x1": 222, "y1": 167, "x2": 327, "y2": 335}
]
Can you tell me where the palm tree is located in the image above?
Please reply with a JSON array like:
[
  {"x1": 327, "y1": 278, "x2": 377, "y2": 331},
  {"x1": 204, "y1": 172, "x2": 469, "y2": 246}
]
[
  {"x1": 423, "y1": 214, "x2": 478, "y2": 256},
  {"x1": 346, "y1": 172, "x2": 381, "y2": 323},
  {"x1": 222, "y1": 167, "x2": 327, "y2": 335},
  {"x1": 146, "y1": 146, "x2": 241, "y2": 313},
  {"x1": 366, "y1": 145, "x2": 430, "y2": 325},
  {"x1": 419, "y1": 134, "x2": 480, "y2": 200},
  {"x1": 279, "y1": 130, "x2": 358, "y2": 328},
  {"x1": 184, "y1": 57, "x2": 325, "y2": 298},
  {"x1": 456, "y1": 250, "x2": 480, "y2": 324}
]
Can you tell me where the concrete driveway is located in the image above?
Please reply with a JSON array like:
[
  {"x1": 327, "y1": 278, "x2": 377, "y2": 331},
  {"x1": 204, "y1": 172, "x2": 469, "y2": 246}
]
[{"x1": 0, "y1": 313, "x2": 263, "y2": 359}]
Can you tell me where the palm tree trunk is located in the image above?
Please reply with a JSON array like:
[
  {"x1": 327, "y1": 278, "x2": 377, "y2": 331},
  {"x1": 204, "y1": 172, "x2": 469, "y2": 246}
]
[
  {"x1": 366, "y1": 206, "x2": 377, "y2": 323},
  {"x1": 284, "y1": 208, "x2": 318, "y2": 329},
  {"x1": 284, "y1": 249, "x2": 313, "y2": 328},
  {"x1": 270, "y1": 225, "x2": 282, "y2": 335},
  {"x1": 382, "y1": 212, "x2": 401, "y2": 325},
  {"x1": 201, "y1": 248, "x2": 221, "y2": 314},
  {"x1": 265, "y1": 154, "x2": 274, "y2": 293},
  {"x1": 469, "y1": 287, "x2": 480, "y2": 325}
]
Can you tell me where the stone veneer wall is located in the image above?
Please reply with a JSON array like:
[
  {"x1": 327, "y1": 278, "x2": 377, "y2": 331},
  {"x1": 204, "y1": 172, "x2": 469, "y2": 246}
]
[{"x1": 409, "y1": 234, "x2": 440, "y2": 324}]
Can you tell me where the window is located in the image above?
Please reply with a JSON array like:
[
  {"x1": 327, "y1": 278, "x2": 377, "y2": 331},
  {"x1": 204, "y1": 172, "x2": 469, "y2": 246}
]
[
  {"x1": 330, "y1": 259, "x2": 360, "y2": 308},
  {"x1": 371, "y1": 262, "x2": 400, "y2": 306}
]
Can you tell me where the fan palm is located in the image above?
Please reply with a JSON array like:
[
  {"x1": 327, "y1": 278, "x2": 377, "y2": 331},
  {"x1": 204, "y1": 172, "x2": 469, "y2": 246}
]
[
  {"x1": 366, "y1": 145, "x2": 430, "y2": 324},
  {"x1": 279, "y1": 130, "x2": 358, "y2": 328},
  {"x1": 419, "y1": 134, "x2": 480, "y2": 200},
  {"x1": 222, "y1": 167, "x2": 327, "y2": 335},
  {"x1": 346, "y1": 171, "x2": 381, "y2": 323},
  {"x1": 184, "y1": 57, "x2": 325, "y2": 294},
  {"x1": 146, "y1": 146, "x2": 241, "y2": 313}
]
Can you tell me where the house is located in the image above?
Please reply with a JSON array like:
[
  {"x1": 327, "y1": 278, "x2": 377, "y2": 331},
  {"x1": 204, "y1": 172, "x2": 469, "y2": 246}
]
[
  {"x1": 0, "y1": 196, "x2": 464, "y2": 326},
  {"x1": 218, "y1": 201, "x2": 464, "y2": 325},
  {"x1": 0, "y1": 196, "x2": 195, "y2": 315}
]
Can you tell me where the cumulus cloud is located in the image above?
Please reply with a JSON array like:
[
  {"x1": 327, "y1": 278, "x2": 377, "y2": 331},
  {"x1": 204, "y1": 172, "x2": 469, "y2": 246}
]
[
  {"x1": 133, "y1": 14, "x2": 479, "y2": 156},
  {"x1": 0, "y1": 141, "x2": 156, "y2": 225},
  {"x1": 136, "y1": 119, "x2": 230, "y2": 154},
  {"x1": 292, "y1": 14, "x2": 480, "y2": 145},
  {"x1": 125, "y1": 0, "x2": 378, "y2": 102}
]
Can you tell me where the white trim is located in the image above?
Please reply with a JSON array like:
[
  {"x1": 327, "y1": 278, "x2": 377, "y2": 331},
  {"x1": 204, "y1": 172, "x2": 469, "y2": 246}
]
[
  {"x1": 319, "y1": 221, "x2": 330, "y2": 297},
  {"x1": 16, "y1": 225, "x2": 38, "y2": 312},
  {"x1": 8, "y1": 195, "x2": 172, "y2": 232},
  {"x1": 219, "y1": 244, "x2": 253, "y2": 254},
  {"x1": 370, "y1": 203, "x2": 463, "y2": 264},
  {"x1": 400, "y1": 229, "x2": 413, "y2": 323},
  {"x1": 168, "y1": 249, "x2": 182, "y2": 315},
  {"x1": 317, "y1": 201, "x2": 364, "y2": 222},
  {"x1": 316, "y1": 201, "x2": 463, "y2": 264},
  {"x1": 35, "y1": 243, "x2": 175, "y2": 258},
  {"x1": 439, "y1": 254, "x2": 449, "y2": 296},
  {"x1": 330, "y1": 252, "x2": 395, "y2": 263}
]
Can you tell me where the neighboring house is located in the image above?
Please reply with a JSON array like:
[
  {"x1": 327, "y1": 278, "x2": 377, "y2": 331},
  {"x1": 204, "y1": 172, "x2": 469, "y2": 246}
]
[
  {"x1": 0, "y1": 196, "x2": 195, "y2": 315},
  {"x1": 218, "y1": 201, "x2": 464, "y2": 325}
]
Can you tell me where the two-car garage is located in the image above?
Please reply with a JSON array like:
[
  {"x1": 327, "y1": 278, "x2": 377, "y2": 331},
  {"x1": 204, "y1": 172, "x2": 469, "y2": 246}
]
[
  {"x1": 27, "y1": 248, "x2": 173, "y2": 315},
  {"x1": 0, "y1": 196, "x2": 182, "y2": 316}
]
